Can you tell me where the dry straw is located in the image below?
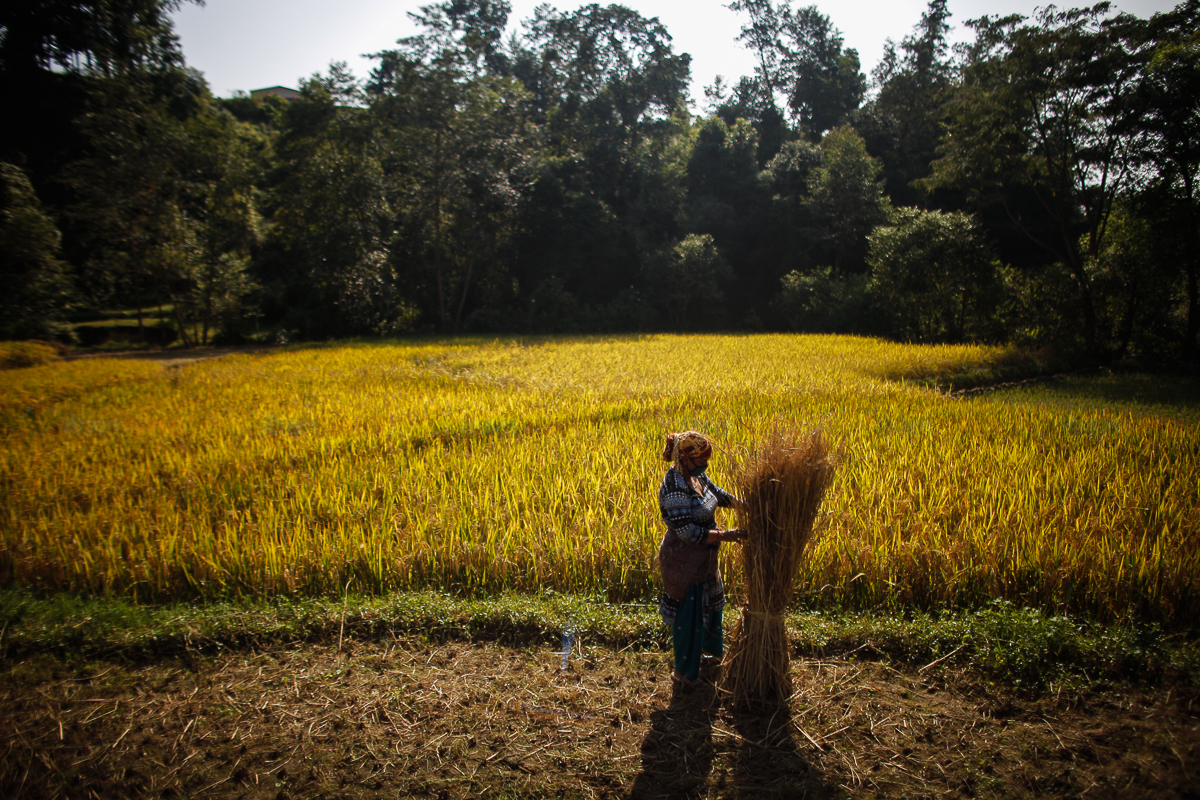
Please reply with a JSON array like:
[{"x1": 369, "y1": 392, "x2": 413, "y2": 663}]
[{"x1": 724, "y1": 426, "x2": 839, "y2": 705}]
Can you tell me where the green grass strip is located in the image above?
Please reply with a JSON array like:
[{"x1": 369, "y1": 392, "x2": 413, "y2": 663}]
[{"x1": 1, "y1": 589, "x2": 1195, "y2": 693}]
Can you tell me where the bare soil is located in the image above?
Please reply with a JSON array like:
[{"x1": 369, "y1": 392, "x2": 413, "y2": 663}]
[{"x1": 1, "y1": 637, "x2": 1196, "y2": 799}]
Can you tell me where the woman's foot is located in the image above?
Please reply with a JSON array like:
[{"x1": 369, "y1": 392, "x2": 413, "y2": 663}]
[{"x1": 671, "y1": 671, "x2": 704, "y2": 691}]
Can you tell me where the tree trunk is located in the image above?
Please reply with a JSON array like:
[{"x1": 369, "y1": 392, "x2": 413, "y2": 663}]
[
  {"x1": 1054, "y1": 191, "x2": 1104, "y2": 360},
  {"x1": 1115, "y1": 284, "x2": 1138, "y2": 362},
  {"x1": 1066, "y1": 255, "x2": 1101, "y2": 358},
  {"x1": 956, "y1": 286, "x2": 967, "y2": 343},
  {"x1": 453, "y1": 255, "x2": 476, "y2": 333},
  {"x1": 132, "y1": 248, "x2": 145, "y2": 344},
  {"x1": 433, "y1": 129, "x2": 448, "y2": 328},
  {"x1": 1184, "y1": 237, "x2": 1198, "y2": 363},
  {"x1": 1183, "y1": 174, "x2": 1199, "y2": 363},
  {"x1": 202, "y1": 264, "x2": 214, "y2": 347},
  {"x1": 172, "y1": 302, "x2": 194, "y2": 348}
]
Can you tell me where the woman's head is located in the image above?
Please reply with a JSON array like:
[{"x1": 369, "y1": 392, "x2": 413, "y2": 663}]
[{"x1": 662, "y1": 431, "x2": 713, "y2": 476}]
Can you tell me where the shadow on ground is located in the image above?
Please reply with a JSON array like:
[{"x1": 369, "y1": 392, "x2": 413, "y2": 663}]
[
  {"x1": 731, "y1": 701, "x2": 833, "y2": 799},
  {"x1": 630, "y1": 679, "x2": 832, "y2": 799}
]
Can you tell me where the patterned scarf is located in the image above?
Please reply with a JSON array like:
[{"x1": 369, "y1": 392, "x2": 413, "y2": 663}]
[{"x1": 662, "y1": 430, "x2": 712, "y2": 464}]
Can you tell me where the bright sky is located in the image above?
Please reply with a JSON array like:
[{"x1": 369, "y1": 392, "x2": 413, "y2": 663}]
[{"x1": 172, "y1": 0, "x2": 1181, "y2": 109}]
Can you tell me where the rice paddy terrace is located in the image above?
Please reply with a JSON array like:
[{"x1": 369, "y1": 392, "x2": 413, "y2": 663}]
[{"x1": 3, "y1": 334, "x2": 1197, "y2": 625}]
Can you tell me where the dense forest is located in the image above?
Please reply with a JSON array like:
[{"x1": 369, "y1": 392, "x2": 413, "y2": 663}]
[{"x1": 1, "y1": 0, "x2": 1197, "y2": 363}]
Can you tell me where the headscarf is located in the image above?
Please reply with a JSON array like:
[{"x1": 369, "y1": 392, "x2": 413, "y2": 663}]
[{"x1": 661, "y1": 430, "x2": 713, "y2": 464}]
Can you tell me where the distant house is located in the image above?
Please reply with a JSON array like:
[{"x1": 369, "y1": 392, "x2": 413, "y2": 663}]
[{"x1": 250, "y1": 86, "x2": 300, "y2": 102}]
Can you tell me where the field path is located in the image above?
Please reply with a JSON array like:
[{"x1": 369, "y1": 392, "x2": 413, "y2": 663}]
[
  {"x1": 64, "y1": 344, "x2": 280, "y2": 368},
  {"x1": 1, "y1": 640, "x2": 1194, "y2": 799}
]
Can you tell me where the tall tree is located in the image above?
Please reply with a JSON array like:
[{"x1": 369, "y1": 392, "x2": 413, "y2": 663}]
[
  {"x1": 503, "y1": 4, "x2": 691, "y2": 313},
  {"x1": 62, "y1": 73, "x2": 196, "y2": 332},
  {"x1": 854, "y1": 0, "x2": 954, "y2": 206},
  {"x1": 176, "y1": 105, "x2": 263, "y2": 345},
  {"x1": 266, "y1": 66, "x2": 398, "y2": 338},
  {"x1": 763, "y1": 137, "x2": 824, "y2": 275},
  {"x1": 63, "y1": 70, "x2": 260, "y2": 344},
  {"x1": 728, "y1": 0, "x2": 865, "y2": 141},
  {"x1": 681, "y1": 116, "x2": 774, "y2": 316},
  {"x1": 0, "y1": 1, "x2": 200, "y2": 206},
  {"x1": 1116, "y1": 0, "x2": 1200, "y2": 360},
  {"x1": 0, "y1": 162, "x2": 74, "y2": 339},
  {"x1": 683, "y1": 117, "x2": 761, "y2": 243},
  {"x1": 704, "y1": 74, "x2": 787, "y2": 166},
  {"x1": 368, "y1": 0, "x2": 512, "y2": 85},
  {"x1": 923, "y1": 3, "x2": 1140, "y2": 358},
  {"x1": 0, "y1": 0, "x2": 194, "y2": 78},
  {"x1": 370, "y1": 1, "x2": 540, "y2": 330},
  {"x1": 516, "y1": 3, "x2": 690, "y2": 129},
  {"x1": 807, "y1": 125, "x2": 890, "y2": 274}
]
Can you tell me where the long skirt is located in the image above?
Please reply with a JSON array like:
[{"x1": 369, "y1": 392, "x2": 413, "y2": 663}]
[{"x1": 663, "y1": 583, "x2": 725, "y2": 682}]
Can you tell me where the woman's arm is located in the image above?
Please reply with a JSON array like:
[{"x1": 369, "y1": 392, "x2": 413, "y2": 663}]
[{"x1": 704, "y1": 478, "x2": 739, "y2": 509}]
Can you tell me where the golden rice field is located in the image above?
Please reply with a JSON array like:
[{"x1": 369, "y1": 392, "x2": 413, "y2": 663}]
[{"x1": 1, "y1": 335, "x2": 1197, "y2": 623}]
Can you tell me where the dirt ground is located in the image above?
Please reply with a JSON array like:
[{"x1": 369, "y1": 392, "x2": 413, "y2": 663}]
[{"x1": 1, "y1": 636, "x2": 1196, "y2": 800}]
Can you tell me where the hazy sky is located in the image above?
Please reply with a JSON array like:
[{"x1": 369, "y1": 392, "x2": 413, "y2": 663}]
[{"x1": 171, "y1": 0, "x2": 1181, "y2": 108}]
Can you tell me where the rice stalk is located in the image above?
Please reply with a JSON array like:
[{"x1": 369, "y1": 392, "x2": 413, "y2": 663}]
[{"x1": 724, "y1": 426, "x2": 838, "y2": 706}]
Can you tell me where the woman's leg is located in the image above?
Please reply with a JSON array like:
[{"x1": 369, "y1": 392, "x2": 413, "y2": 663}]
[
  {"x1": 701, "y1": 602, "x2": 724, "y2": 659},
  {"x1": 671, "y1": 585, "x2": 706, "y2": 682}
]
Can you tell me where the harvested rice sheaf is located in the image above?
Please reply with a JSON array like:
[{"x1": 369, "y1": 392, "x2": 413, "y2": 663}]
[{"x1": 724, "y1": 427, "x2": 838, "y2": 705}]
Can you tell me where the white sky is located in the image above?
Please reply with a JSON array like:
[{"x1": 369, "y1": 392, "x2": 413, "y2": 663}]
[{"x1": 172, "y1": 0, "x2": 1181, "y2": 109}]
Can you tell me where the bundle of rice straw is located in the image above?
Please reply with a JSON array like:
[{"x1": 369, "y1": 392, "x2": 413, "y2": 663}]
[{"x1": 724, "y1": 426, "x2": 838, "y2": 706}]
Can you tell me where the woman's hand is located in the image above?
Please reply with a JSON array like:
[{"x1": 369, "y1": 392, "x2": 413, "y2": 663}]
[
  {"x1": 723, "y1": 528, "x2": 748, "y2": 543},
  {"x1": 708, "y1": 528, "x2": 748, "y2": 544}
]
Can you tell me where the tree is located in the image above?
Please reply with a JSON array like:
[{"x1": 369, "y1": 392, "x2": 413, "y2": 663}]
[
  {"x1": 176, "y1": 106, "x2": 263, "y2": 345},
  {"x1": 369, "y1": 2, "x2": 541, "y2": 331},
  {"x1": 647, "y1": 234, "x2": 731, "y2": 329},
  {"x1": 63, "y1": 70, "x2": 262, "y2": 345},
  {"x1": 683, "y1": 117, "x2": 761, "y2": 243},
  {"x1": 773, "y1": 266, "x2": 873, "y2": 333},
  {"x1": 516, "y1": 3, "x2": 690, "y2": 129},
  {"x1": 680, "y1": 116, "x2": 774, "y2": 318},
  {"x1": 1085, "y1": 201, "x2": 1179, "y2": 360},
  {"x1": 1116, "y1": 0, "x2": 1200, "y2": 360},
  {"x1": 806, "y1": 126, "x2": 890, "y2": 274},
  {"x1": 502, "y1": 4, "x2": 692, "y2": 317},
  {"x1": 704, "y1": 75, "x2": 787, "y2": 166},
  {"x1": 728, "y1": 0, "x2": 865, "y2": 141},
  {"x1": 0, "y1": 162, "x2": 74, "y2": 339},
  {"x1": 923, "y1": 4, "x2": 1139, "y2": 358},
  {"x1": 761, "y1": 138, "x2": 824, "y2": 277},
  {"x1": 266, "y1": 65, "x2": 400, "y2": 338},
  {"x1": 854, "y1": 0, "x2": 953, "y2": 206},
  {"x1": 63, "y1": 73, "x2": 197, "y2": 334},
  {"x1": 0, "y1": 1, "x2": 202, "y2": 216},
  {"x1": 0, "y1": 0, "x2": 195, "y2": 78},
  {"x1": 867, "y1": 208, "x2": 1000, "y2": 342}
]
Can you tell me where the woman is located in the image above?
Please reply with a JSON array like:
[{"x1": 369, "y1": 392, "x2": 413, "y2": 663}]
[{"x1": 657, "y1": 430, "x2": 746, "y2": 689}]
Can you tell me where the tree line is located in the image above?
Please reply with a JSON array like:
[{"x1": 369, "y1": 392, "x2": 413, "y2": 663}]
[{"x1": 2, "y1": 0, "x2": 1197, "y2": 362}]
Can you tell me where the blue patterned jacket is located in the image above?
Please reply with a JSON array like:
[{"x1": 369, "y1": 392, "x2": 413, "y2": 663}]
[{"x1": 658, "y1": 467, "x2": 736, "y2": 545}]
